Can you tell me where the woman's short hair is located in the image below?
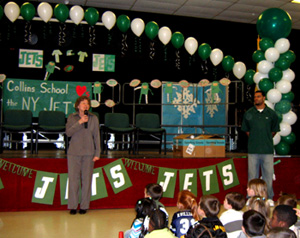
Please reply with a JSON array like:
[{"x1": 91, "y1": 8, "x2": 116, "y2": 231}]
[{"x1": 74, "y1": 96, "x2": 91, "y2": 112}]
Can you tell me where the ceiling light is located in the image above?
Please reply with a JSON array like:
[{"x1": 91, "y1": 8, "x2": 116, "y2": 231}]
[{"x1": 291, "y1": 0, "x2": 300, "y2": 4}]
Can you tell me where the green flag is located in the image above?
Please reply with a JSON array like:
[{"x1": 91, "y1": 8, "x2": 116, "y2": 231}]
[
  {"x1": 217, "y1": 159, "x2": 240, "y2": 190},
  {"x1": 103, "y1": 159, "x2": 132, "y2": 194},
  {"x1": 32, "y1": 171, "x2": 58, "y2": 205},
  {"x1": 179, "y1": 169, "x2": 198, "y2": 196},
  {"x1": 198, "y1": 165, "x2": 219, "y2": 195},
  {"x1": 59, "y1": 173, "x2": 69, "y2": 205},
  {"x1": 157, "y1": 167, "x2": 177, "y2": 198},
  {"x1": 91, "y1": 167, "x2": 108, "y2": 201},
  {"x1": 0, "y1": 177, "x2": 4, "y2": 190}
]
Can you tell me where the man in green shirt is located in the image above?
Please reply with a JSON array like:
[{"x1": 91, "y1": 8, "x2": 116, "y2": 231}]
[{"x1": 242, "y1": 90, "x2": 280, "y2": 202}]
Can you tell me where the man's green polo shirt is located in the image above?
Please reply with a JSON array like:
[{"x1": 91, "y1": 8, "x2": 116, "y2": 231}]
[{"x1": 241, "y1": 105, "x2": 280, "y2": 154}]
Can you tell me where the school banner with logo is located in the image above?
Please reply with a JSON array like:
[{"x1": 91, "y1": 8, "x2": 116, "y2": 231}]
[{"x1": 0, "y1": 158, "x2": 240, "y2": 206}]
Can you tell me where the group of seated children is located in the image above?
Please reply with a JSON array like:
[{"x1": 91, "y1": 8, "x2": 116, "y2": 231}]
[{"x1": 124, "y1": 180, "x2": 299, "y2": 238}]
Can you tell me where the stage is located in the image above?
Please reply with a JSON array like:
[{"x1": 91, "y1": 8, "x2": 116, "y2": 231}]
[{"x1": 0, "y1": 149, "x2": 300, "y2": 212}]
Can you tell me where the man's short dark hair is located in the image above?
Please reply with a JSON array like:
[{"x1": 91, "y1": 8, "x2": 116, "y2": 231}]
[
  {"x1": 274, "y1": 205, "x2": 298, "y2": 227},
  {"x1": 243, "y1": 210, "x2": 266, "y2": 237},
  {"x1": 255, "y1": 90, "x2": 265, "y2": 97},
  {"x1": 145, "y1": 183, "x2": 163, "y2": 201}
]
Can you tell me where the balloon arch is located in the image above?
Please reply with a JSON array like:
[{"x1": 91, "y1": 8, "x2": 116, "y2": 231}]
[{"x1": 0, "y1": 3, "x2": 297, "y2": 155}]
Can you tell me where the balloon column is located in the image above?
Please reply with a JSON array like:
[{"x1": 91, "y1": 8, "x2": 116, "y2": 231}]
[{"x1": 246, "y1": 8, "x2": 296, "y2": 155}]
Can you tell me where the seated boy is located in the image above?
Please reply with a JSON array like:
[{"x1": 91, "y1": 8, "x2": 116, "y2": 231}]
[
  {"x1": 239, "y1": 210, "x2": 266, "y2": 238},
  {"x1": 220, "y1": 192, "x2": 246, "y2": 238}
]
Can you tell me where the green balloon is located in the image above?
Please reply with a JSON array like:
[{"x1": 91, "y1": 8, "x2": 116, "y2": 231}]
[
  {"x1": 259, "y1": 38, "x2": 274, "y2": 51},
  {"x1": 275, "y1": 56, "x2": 291, "y2": 71},
  {"x1": 252, "y1": 50, "x2": 266, "y2": 63},
  {"x1": 276, "y1": 111, "x2": 283, "y2": 123},
  {"x1": 84, "y1": 8, "x2": 99, "y2": 26},
  {"x1": 281, "y1": 91, "x2": 294, "y2": 102},
  {"x1": 281, "y1": 132, "x2": 296, "y2": 145},
  {"x1": 257, "y1": 8, "x2": 292, "y2": 42},
  {"x1": 259, "y1": 78, "x2": 274, "y2": 93},
  {"x1": 268, "y1": 67, "x2": 283, "y2": 82},
  {"x1": 281, "y1": 50, "x2": 296, "y2": 64},
  {"x1": 171, "y1": 32, "x2": 184, "y2": 49},
  {"x1": 275, "y1": 141, "x2": 290, "y2": 155},
  {"x1": 145, "y1": 21, "x2": 159, "y2": 40},
  {"x1": 198, "y1": 43, "x2": 211, "y2": 60},
  {"x1": 21, "y1": 2, "x2": 36, "y2": 21},
  {"x1": 117, "y1": 15, "x2": 130, "y2": 33},
  {"x1": 0, "y1": 5, "x2": 3, "y2": 20},
  {"x1": 222, "y1": 55, "x2": 235, "y2": 72},
  {"x1": 54, "y1": 4, "x2": 69, "y2": 23},
  {"x1": 275, "y1": 100, "x2": 291, "y2": 114},
  {"x1": 244, "y1": 69, "x2": 256, "y2": 85}
]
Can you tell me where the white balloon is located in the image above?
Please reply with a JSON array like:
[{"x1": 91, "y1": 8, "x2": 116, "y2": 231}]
[
  {"x1": 275, "y1": 38, "x2": 290, "y2": 54},
  {"x1": 265, "y1": 47, "x2": 280, "y2": 62},
  {"x1": 275, "y1": 80, "x2": 292, "y2": 94},
  {"x1": 184, "y1": 37, "x2": 198, "y2": 56},
  {"x1": 101, "y1": 11, "x2": 116, "y2": 30},
  {"x1": 267, "y1": 89, "x2": 282, "y2": 104},
  {"x1": 253, "y1": 72, "x2": 268, "y2": 84},
  {"x1": 158, "y1": 26, "x2": 172, "y2": 45},
  {"x1": 273, "y1": 133, "x2": 281, "y2": 146},
  {"x1": 265, "y1": 100, "x2": 274, "y2": 110},
  {"x1": 37, "y1": 2, "x2": 53, "y2": 23},
  {"x1": 70, "y1": 5, "x2": 84, "y2": 25},
  {"x1": 257, "y1": 60, "x2": 274, "y2": 74},
  {"x1": 233, "y1": 61, "x2": 246, "y2": 79},
  {"x1": 282, "y1": 110, "x2": 297, "y2": 125},
  {"x1": 210, "y1": 48, "x2": 223, "y2": 66},
  {"x1": 282, "y1": 69, "x2": 295, "y2": 82},
  {"x1": 4, "y1": 2, "x2": 20, "y2": 23},
  {"x1": 131, "y1": 18, "x2": 145, "y2": 37},
  {"x1": 279, "y1": 122, "x2": 292, "y2": 136}
]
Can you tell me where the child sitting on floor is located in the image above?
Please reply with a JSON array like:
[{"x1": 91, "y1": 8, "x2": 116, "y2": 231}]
[
  {"x1": 170, "y1": 190, "x2": 199, "y2": 237},
  {"x1": 124, "y1": 198, "x2": 156, "y2": 238},
  {"x1": 186, "y1": 195, "x2": 227, "y2": 238},
  {"x1": 239, "y1": 210, "x2": 266, "y2": 238},
  {"x1": 220, "y1": 192, "x2": 246, "y2": 238},
  {"x1": 246, "y1": 179, "x2": 273, "y2": 207}
]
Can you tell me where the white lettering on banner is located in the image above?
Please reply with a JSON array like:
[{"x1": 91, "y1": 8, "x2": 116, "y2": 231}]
[
  {"x1": 7, "y1": 80, "x2": 36, "y2": 92},
  {"x1": 22, "y1": 97, "x2": 39, "y2": 111},
  {"x1": 40, "y1": 82, "x2": 69, "y2": 94},
  {"x1": 222, "y1": 164, "x2": 233, "y2": 186},
  {"x1": 110, "y1": 165, "x2": 125, "y2": 188},
  {"x1": 65, "y1": 178, "x2": 69, "y2": 200},
  {"x1": 203, "y1": 170, "x2": 213, "y2": 191},
  {"x1": 34, "y1": 177, "x2": 54, "y2": 199},
  {"x1": 19, "y1": 49, "x2": 43, "y2": 68},
  {"x1": 183, "y1": 173, "x2": 194, "y2": 190},
  {"x1": 159, "y1": 172, "x2": 175, "y2": 192},
  {"x1": 92, "y1": 173, "x2": 100, "y2": 196}
]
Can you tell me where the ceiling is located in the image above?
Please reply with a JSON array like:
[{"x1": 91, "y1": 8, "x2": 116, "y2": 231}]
[{"x1": 30, "y1": 0, "x2": 300, "y2": 29}]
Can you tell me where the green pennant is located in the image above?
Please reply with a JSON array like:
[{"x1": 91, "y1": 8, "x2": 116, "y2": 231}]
[
  {"x1": 217, "y1": 159, "x2": 240, "y2": 190},
  {"x1": 32, "y1": 171, "x2": 58, "y2": 205},
  {"x1": 103, "y1": 159, "x2": 132, "y2": 194},
  {"x1": 59, "y1": 173, "x2": 70, "y2": 205},
  {"x1": 0, "y1": 177, "x2": 4, "y2": 190},
  {"x1": 91, "y1": 167, "x2": 108, "y2": 201},
  {"x1": 157, "y1": 167, "x2": 177, "y2": 198},
  {"x1": 198, "y1": 165, "x2": 219, "y2": 195},
  {"x1": 179, "y1": 169, "x2": 198, "y2": 196}
]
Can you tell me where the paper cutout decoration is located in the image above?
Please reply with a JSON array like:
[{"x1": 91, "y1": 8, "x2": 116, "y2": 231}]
[
  {"x1": 76, "y1": 85, "x2": 87, "y2": 96},
  {"x1": 0, "y1": 74, "x2": 6, "y2": 83},
  {"x1": 44, "y1": 61, "x2": 60, "y2": 80},
  {"x1": 150, "y1": 79, "x2": 162, "y2": 88},
  {"x1": 90, "y1": 167, "x2": 108, "y2": 201},
  {"x1": 93, "y1": 81, "x2": 103, "y2": 102},
  {"x1": 64, "y1": 65, "x2": 74, "y2": 72},
  {"x1": 198, "y1": 165, "x2": 219, "y2": 195},
  {"x1": 198, "y1": 79, "x2": 210, "y2": 87},
  {"x1": 91, "y1": 100, "x2": 100, "y2": 108},
  {"x1": 179, "y1": 169, "x2": 198, "y2": 196},
  {"x1": 208, "y1": 81, "x2": 223, "y2": 103},
  {"x1": 78, "y1": 51, "x2": 88, "y2": 62},
  {"x1": 105, "y1": 99, "x2": 116, "y2": 108},
  {"x1": 134, "y1": 82, "x2": 153, "y2": 104},
  {"x1": 179, "y1": 80, "x2": 190, "y2": 88},
  {"x1": 129, "y1": 79, "x2": 140, "y2": 87},
  {"x1": 164, "y1": 82, "x2": 175, "y2": 103},
  {"x1": 220, "y1": 78, "x2": 231, "y2": 86},
  {"x1": 106, "y1": 79, "x2": 118, "y2": 87},
  {"x1": 157, "y1": 167, "x2": 177, "y2": 198},
  {"x1": 217, "y1": 159, "x2": 240, "y2": 190},
  {"x1": 52, "y1": 49, "x2": 62, "y2": 63},
  {"x1": 66, "y1": 50, "x2": 75, "y2": 56}
]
